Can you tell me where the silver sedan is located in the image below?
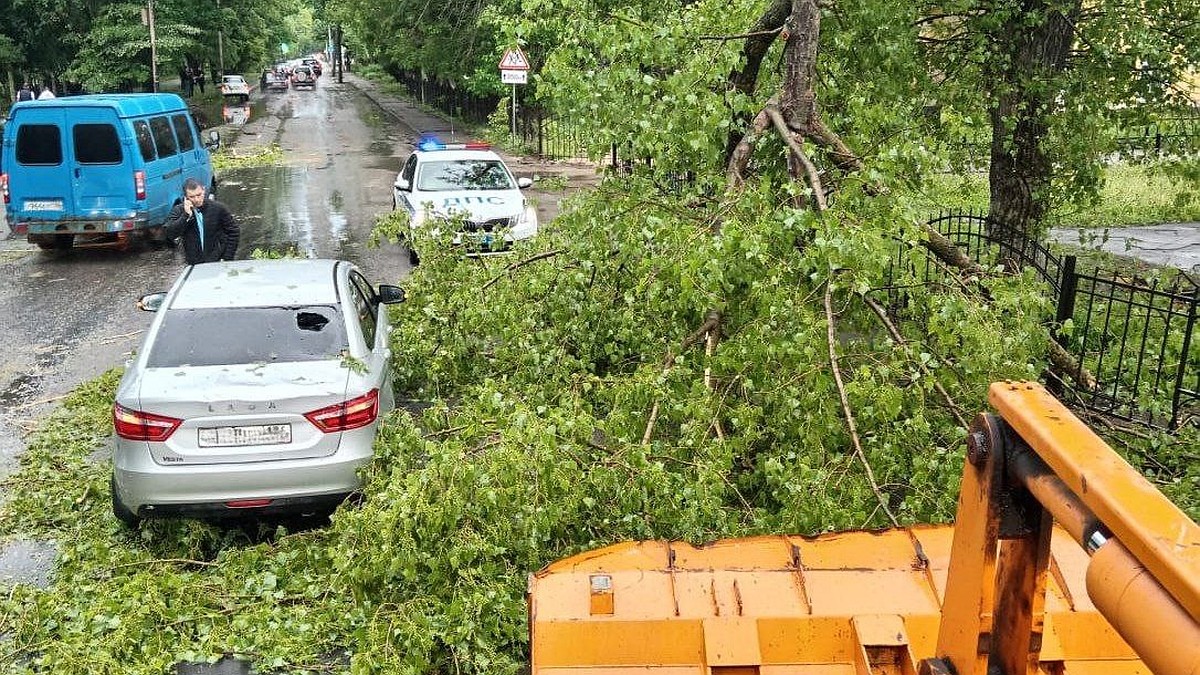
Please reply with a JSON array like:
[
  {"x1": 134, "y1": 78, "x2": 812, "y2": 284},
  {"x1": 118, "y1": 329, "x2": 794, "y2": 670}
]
[{"x1": 111, "y1": 259, "x2": 405, "y2": 525}]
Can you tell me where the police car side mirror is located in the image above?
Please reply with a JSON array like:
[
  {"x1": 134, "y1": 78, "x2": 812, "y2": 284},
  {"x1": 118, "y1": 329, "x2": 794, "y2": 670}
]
[
  {"x1": 517, "y1": 177, "x2": 533, "y2": 189},
  {"x1": 376, "y1": 285, "x2": 406, "y2": 305},
  {"x1": 394, "y1": 178, "x2": 411, "y2": 192}
]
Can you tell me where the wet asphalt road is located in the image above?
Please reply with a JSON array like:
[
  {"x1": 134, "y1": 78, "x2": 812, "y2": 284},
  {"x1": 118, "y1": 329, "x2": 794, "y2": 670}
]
[
  {"x1": 0, "y1": 80, "x2": 420, "y2": 598},
  {"x1": 0, "y1": 73, "x2": 590, "y2": 600},
  {"x1": 0, "y1": 79, "x2": 412, "y2": 487}
]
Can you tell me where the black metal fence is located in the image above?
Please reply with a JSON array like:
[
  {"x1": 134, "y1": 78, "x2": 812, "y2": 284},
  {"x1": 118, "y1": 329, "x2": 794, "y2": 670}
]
[
  {"x1": 387, "y1": 68, "x2": 500, "y2": 125},
  {"x1": 512, "y1": 106, "x2": 589, "y2": 160},
  {"x1": 898, "y1": 210, "x2": 1199, "y2": 429},
  {"x1": 1115, "y1": 114, "x2": 1200, "y2": 157}
]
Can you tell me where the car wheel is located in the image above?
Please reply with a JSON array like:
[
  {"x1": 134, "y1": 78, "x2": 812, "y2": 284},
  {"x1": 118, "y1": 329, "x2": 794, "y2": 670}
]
[{"x1": 110, "y1": 475, "x2": 141, "y2": 528}]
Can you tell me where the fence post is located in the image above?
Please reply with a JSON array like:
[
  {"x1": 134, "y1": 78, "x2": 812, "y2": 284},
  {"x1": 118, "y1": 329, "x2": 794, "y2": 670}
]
[
  {"x1": 1169, "y1": 291, "x2": 1199, "y2": 430},
  {"x1": 1054, "y1": 255, "x2": 1078, "y2": 346},
  {"x1": 538, "y1": 108, "x2": 545, "y2": 158}
]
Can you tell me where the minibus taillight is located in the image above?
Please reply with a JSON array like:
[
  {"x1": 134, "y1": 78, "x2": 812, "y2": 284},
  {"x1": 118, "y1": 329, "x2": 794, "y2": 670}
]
[
  {"x1": 1, "y1": 173, "x2": 9, "y2": 204},
  {"x1": 134, "y1": 171, "x2": 146, "y2": 200}
]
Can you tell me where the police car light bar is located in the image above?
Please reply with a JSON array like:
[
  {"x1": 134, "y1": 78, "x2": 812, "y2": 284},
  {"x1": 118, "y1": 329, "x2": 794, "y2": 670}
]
[{"x1": 417, "y1": 136, "x2": 492, "y2": 152}]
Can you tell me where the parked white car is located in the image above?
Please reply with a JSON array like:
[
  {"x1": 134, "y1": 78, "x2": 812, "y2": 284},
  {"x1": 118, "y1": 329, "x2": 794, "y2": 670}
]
[
  {"x1": 220, "y1": 74, "x2": 250, "y2": 101},
  {"x1": 392, "y1": 139, "x2": 537, "y2": 262},
  {"x1": 111, "y1": 259, "x2": 405, "y2": 525}
]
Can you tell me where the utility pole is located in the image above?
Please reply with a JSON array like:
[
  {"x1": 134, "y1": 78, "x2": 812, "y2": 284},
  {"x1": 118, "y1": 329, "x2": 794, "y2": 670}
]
[
  {"x1": 142, "y1": 0, "x2": 158, "y2": 91},
  {"x1": 216, "y1": 0, "x2": 225, "y2": 74},
  {"x1": 335, "y1": 25, "x2": 344, "y2": 83}
]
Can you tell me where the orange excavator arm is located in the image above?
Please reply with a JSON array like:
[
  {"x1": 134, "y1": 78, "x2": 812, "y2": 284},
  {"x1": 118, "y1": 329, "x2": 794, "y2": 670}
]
[{"x1": 528, "y1": 382, "x2": 1200, "y2": 675}]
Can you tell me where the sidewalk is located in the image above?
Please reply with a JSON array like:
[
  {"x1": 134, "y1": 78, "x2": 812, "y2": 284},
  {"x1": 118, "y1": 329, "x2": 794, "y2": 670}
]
[
  {"x1": 1049, "y1": 223, "x2": 1200, "y2": 272},
  {"x1": 341, "y1": 72, "x2": 600, "y2": 186}
]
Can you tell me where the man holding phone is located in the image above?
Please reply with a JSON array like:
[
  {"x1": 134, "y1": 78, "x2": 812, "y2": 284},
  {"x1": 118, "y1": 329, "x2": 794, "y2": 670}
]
[{"x1": 164, "y1": 178, "x2": 240, "y2": 264}]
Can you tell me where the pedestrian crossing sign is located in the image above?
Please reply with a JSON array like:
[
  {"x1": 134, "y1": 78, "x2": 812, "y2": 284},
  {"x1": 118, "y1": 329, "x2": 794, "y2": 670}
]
[{"x1": 499, "y1": 47, "x2": 530, "y2": 71}]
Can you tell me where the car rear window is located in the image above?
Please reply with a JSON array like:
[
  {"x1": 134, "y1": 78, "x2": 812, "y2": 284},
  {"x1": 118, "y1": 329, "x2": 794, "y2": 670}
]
[
  {"x1": 72, "y1": 123, "x2": 122, "y2": 164},
  {"x1": 146, "y1": 306, "x2": 349, "y2": 367},
  {"x1": 417, "y1": 160, "x2": 515, "y2": 191},
  {"x1": 16, "y1": 124, "x2": 63, "y2": 165}
]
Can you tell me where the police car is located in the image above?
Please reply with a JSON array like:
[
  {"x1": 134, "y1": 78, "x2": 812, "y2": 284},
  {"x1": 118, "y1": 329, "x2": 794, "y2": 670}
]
[{"x1": 392, "y1": 139, "x2": 538, "y2": 256}]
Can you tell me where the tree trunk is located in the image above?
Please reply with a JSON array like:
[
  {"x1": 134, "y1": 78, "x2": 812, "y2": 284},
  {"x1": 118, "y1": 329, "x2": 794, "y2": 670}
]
[
  {"x1": 779, "y1": 0, "x2": 821, "y2": 130},
  {"x1": 986, "y1": 0, "x2": 1081, "y2": 245},
  {"x1": 722, "y1": 0, "x2": 790, "y2": 163}
]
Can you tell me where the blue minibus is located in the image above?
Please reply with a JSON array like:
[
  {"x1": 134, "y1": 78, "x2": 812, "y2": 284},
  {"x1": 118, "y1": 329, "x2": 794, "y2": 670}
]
[{"x1": 1, "y1": 93, "x2": 218, "y2": 250}]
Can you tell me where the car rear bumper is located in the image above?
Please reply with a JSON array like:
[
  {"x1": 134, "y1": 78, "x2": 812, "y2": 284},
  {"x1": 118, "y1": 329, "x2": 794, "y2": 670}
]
[
  {"x1": 12, "y1": 217, "x2": 149, "y2": 236},
  {"x1": 113, "y1": 439, "x2": 375, "y2": 518}
]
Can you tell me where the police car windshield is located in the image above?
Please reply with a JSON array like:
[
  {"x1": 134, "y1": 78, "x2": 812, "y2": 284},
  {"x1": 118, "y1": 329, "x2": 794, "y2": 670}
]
[{"x1": 417, "y1": 160, "x2": 515, "y2": 191}]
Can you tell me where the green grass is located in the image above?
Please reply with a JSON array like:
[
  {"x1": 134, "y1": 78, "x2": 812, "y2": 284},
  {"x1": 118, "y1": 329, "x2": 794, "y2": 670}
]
[{"x1": 921, "y1": 160, "x2": 1200, "y2": 227}]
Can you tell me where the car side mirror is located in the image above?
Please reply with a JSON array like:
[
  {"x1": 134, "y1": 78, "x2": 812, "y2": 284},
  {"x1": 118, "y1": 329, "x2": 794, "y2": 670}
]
[
  {"x1": 376, "y1": 285, "x2": 406, "y2": 305},
  {"x1": 517, "y1": 177, "x2": 533, "y2": 189},
  {"x1": 394, "y1": 178, "x2": 411, "y2": 192},
  {"x1": 137, "y1": 292, "x2": 167, "y2": 312},
  {"x1": 205, "y1": 130, "x2": 221, "y2": 151}
]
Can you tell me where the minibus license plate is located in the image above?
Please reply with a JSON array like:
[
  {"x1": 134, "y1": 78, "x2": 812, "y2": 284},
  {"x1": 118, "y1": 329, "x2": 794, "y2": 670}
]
[
  {"x1": 24, "y1": 200, "x2": 63, "y2": 211},
  {"x1": 199, "y1": 424, "x2": 291, "y2": 447}
]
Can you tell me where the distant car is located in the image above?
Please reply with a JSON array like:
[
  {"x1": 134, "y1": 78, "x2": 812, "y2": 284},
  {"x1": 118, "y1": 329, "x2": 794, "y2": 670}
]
[
  {"x1": 265, "y1": 71, "x2": 290, "y2": 91},
  {"x1": 392, "y1": 139, "x2": 537, "y2": 262},
  {"x1": 220, "y1": 74, "x2": 250, "y2": 101},
  {"x1": 302, "y1": 58, "x2": 323, "y2": 77},
  {"x1": 291, "y1": 65, "x2": 317, "y2": 89},
  {"x1": 110, "y1": 259, "x2": 406, "y2": 526}
]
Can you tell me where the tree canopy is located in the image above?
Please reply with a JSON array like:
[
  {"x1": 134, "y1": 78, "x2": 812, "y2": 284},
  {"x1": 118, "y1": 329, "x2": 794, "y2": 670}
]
[{"x1": 1, "y1": 0, "x2": 314, "y2": 93}]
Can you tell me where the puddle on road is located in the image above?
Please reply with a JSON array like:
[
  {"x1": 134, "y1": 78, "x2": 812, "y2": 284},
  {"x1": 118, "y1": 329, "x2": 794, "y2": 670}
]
[
  {"x1": 217, "y1": 149, "x2": 394, "y2": 261},
  {"x1": 0, "y1": 538, "x2": 57, "y2": 589},
  {"x1": 190, "y1": 98, "x2": 268, "y2": 130},
  {"x1": 0, "y1": 373, "x2": 43, "y2": 408}
]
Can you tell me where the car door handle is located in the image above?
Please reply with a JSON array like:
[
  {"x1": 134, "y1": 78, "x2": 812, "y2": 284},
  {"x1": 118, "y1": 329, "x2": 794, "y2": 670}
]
[{"x1": 74, "y1": 167, "x2": 81, "y2": 178}]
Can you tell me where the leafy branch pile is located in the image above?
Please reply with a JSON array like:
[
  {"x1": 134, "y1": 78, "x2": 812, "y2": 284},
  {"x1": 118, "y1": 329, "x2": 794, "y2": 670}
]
[{"x1": 3, "y1": 0, "x2": 1198, "y2": 670}]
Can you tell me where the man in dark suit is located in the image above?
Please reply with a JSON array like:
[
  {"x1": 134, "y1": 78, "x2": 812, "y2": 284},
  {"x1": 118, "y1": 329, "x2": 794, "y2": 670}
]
[{"x1": 164, "y1": 178, "x2": 240, "y2": 264}]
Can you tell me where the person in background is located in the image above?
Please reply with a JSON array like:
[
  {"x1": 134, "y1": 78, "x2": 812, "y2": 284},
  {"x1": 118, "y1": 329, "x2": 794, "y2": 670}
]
[
  {"x1": 36, "y1": 83, "x2": 55, "y2": 100},
  {"x1": 15, "y1": 82, "x2": 34, "y2": 102},
  {"x1": 164, "y1": 178, "x2": 240, "y2": 264},
  {"x1": 195, "y1": 68, "x2": 206, "y2": 94}
]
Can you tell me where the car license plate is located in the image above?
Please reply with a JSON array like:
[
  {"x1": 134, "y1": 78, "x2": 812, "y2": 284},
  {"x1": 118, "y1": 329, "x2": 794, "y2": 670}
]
[
  {"x1": 198, "y1": 424, "x2": 291, "y2": 448},
  {"x1": 24, "y1": 199, "x2": 63, "y2": 211}
]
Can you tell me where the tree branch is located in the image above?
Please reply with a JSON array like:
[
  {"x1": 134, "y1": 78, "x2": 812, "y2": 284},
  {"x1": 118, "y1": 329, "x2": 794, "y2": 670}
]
[
  {"x1": 861, "y1": 294, "x2": 969, "y2": 429},
  {"x1": 725, "y1": 100, "x2": 775, "y2": 193},
  {"x1": 766, "y1": 104, "x2": 827, "y2": 211},
  {"x1": 825, "y1": 283, "x2": 900, "y2": 528},
  {"x1": 644, "y1": 311, "x2": 723, "y2": 444},
  {"x1": 698, "y1": 28, "x2": 783, "y2": 41},
  {"x1": 481, "y1": 249, "x2": 563, "y2": 291}
]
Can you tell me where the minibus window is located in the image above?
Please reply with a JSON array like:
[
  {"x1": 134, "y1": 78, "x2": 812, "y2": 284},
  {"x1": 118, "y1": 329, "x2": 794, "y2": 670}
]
[
  {"x1": 16, "y1": 125, "x2": 63, "y2": 165},
  {"x1": 133, "y1": 120, "x2": 157, "y2": 161},
  {"x1": 171, "y1": 115, "x2": 196, "y2": 152},
  {"x1": 149, "y1": 117, "x2": 178, "y2": 158},
  {"x1": 73, "y1": 124, "x2": 122, "y2": 164}
]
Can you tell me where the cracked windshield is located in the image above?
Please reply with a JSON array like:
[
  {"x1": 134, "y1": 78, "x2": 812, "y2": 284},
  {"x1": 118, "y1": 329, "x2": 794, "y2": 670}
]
[{"x1": 0, "y1": 0, "x2": 1198, "y2": 673}]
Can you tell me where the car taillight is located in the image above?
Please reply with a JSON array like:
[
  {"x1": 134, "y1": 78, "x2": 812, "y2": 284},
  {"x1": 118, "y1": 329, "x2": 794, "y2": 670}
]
[
  {"x1": 134, "y1": 171, "x2": 146, "y2": 200},
  {"x1": 304, "y1": 389, "x2": 379, "y2": 433},
  {"x1": 1, "y1": 173, "x2": 8, "y2": 204},
  {"x1": 113, "y1": 403, "x2": 182, "y2": 441}
]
